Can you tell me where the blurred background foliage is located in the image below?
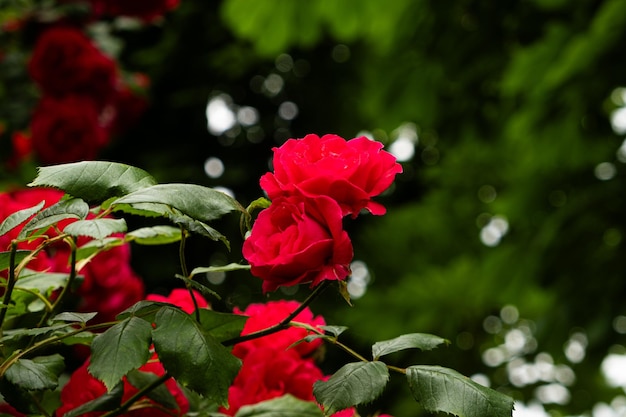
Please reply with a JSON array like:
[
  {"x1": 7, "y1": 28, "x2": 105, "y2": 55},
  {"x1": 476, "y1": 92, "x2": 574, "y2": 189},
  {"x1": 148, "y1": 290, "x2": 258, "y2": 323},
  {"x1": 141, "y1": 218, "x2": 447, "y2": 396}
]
[{"x1": 3, "y1": 0, "x2": 626, "y2": 416}]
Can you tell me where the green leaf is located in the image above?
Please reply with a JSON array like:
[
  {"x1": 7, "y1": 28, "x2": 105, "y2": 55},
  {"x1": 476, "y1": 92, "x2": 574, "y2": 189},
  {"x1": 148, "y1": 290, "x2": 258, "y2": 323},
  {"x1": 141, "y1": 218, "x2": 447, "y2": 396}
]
[
  {"x1": 189, "y1": 263, "x2": 251, "y2": 278},
  {"x1": 18, "y1": 198, "x2": 89, "y2": 239},
  {"x1": 320, "y1": 325, "x2": 349, "y2": 338},
  {"x1": 52, "y1": 311, "x2": 98, "y2": 323},
  {"x1": 126, "y1": 225, "x2": 182, "y2": 245},
  {"x1": 64, "y1": 218, "x2": 127, "y2": 240},
  {"x1": 5, "y1": 357, "x2": 60, "y2": 390},
  {"x1": 32, "y1": 353, "x2": 65, "y2": 376},
  {"x1": 16, "y1": 270, "x2": 70, "y2": 295},
  {"x1": 115, "y1": 300, "x2": 168, "y2": 322},
  {"x1": 174, "y1": 275, "x2": 222, "y2": 301},
  {"x1": 152, "y1": 306, "x2": 241, "y2": 404},
  {"x1": 29, "y1": 161, "x2": 157, "y2": 202},
  {"x1": 198, "y1": 309, "x2": 248, "y2": 343},
  {"x1": 0, "y1": 324, "x2": 69, "y2": 344},
  {"x1": 313, "y1": 361, "x2": 389, "y2": 416},
  {"x1": 89, "y1": 317, "x2": 153, "y2": 391},
  {"x1": 406, "y1": 365, "x2": 514, "y2": 417},
  {"x1": 372, "y1": 333, "x2": 449, "y2": 359},
  {"x1": 75, "y1": 237, "x2": 125, "y2": 261},
  {"x1": 111, "y1": 184, "x2": 244, "y2": 223},
  {"x1": 0, "y1": 201, "x2": 45, "y2": 238},
  {"x1": 169, "y1": 213, "x2": 230, "y2": 249},
  {"x1": 126, "y1": 369, "x2": 179, "y2": 410},
  {"x1": 59, "y1": 331, "x2": 97, "y2": 346},
  {"x1": 61, "y1": 382, "x2": 124, "y2": 417},
  {"x1": 235, "y1": 394, "x2": 324, "y2": 417},
  {"x1": 0, "y1": 250, "x2": 29, "y2": 272}
]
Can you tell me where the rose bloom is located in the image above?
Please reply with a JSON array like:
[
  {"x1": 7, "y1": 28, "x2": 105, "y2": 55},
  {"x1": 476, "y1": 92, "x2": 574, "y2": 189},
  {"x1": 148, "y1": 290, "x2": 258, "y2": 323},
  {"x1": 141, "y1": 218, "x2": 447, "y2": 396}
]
[
  {"x1": 30, "y1": 95, "x2": 108, "y2": 164},
  {"x1": 232, "y1": 300, "x2": 326, "y2": 360},
  {"x1": 28, "y1": 26, "x2": 117, "y2": 107},
  {"x1": 147, "y1": 288, "x2": 209, "y2": 314},
  {"x1": 221, "y1": 347, "x2": 324, "y2": 416},
  {"x1": 260, "y1": 134, "x2": 403, "y2": 218},
  {"x1": 58, "y1": 354, "x2": 189, "y2": 417},
  {"x1": 90, "y1": 0, "x2": 180, "y2": 21},
  {"x1": 242, "y1": 195, "x2": 353, "y2": 293}
]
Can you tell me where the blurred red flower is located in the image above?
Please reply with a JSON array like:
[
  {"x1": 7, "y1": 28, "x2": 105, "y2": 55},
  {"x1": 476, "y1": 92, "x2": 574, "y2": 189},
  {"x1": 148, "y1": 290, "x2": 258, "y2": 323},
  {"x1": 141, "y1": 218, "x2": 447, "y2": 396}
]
[
  {"x1": 28, "y1": 26, "x2": 117, "y2": 108},
  {"x1": 30, "y1": 95, "x2": 108, "y2": 164}
]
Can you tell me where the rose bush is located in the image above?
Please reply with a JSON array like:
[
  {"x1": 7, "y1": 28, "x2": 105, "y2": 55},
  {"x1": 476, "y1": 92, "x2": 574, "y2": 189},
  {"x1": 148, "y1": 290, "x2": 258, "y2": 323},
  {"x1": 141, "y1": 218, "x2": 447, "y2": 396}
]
[
  {"x1": 260, "y1": 134, "x2": 403, "y2": 218},
  {"x1": 242, "y1": 195, "x2": 353, "y2": 293},
  {"x1": 58, "y1": 289, "x2": 206, "y2": 417}
]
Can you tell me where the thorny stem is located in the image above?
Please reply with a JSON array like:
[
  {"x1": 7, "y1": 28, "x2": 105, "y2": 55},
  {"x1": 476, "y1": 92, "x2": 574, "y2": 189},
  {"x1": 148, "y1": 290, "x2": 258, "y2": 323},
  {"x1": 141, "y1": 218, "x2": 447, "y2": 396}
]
[
  {"x1": 222, "y1": 280, "x2": 332, "y2": 346},
  {"x1": 100, "y1": 373, "x2": 172, "y2": 417},
  {"x1": 179, "y1": 227, "x2": 200, "y2": 323}
]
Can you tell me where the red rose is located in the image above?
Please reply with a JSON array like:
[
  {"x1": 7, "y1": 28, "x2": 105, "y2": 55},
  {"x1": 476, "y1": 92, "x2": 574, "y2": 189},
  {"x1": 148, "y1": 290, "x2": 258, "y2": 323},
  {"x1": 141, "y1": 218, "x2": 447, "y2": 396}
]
[
  {"x1": 232, "y1": 300, "x2": 326, "y2": 360},
  {"x1": 242, "y1": 195, "x2": 353, "y2": 293},
  {"x1": 90, "y1": 0, "x2": 180, "y2": 21},
  {"x1": 147, "y1": 288, "x2": 209, "y2": 314},
  {"x1": 260, "y1": 134, "x2": 403, "y2": 218},
  {"x1": 30, "y1": 95, "x2": 108, "y2": 164},
  {"x1": 28, "y1": 26, "x2": 117, "y2": 107},
  {"x1": 221, "y1": 347, "x2": 324, "y2": 416},
  {"x1": 58, "y1": 354, "x2": 189, "y2": 417}
]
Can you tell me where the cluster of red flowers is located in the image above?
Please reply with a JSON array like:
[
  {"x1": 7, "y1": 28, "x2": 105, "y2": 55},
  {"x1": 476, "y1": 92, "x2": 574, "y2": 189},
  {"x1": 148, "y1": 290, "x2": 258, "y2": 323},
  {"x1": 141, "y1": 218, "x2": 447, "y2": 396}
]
[
  {"x1": 243, "y1": 134, "x2": 403, "y2": 293},
  {"x1": 55, "y1": 293, "x2": 385, "y2": 416},
  {"x1": 0, "y1": 188, "x2": 144, "y2": 323},
  {"x1": 7, "y1": 0, "x2": 179, "y2": 166}
]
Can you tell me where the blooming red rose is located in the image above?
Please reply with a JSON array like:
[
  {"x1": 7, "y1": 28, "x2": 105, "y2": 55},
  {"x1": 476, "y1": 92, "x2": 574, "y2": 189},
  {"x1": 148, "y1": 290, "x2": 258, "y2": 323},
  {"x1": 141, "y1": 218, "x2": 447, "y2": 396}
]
[
  {"x1": 232, "y1": 300, "x2": 326, "y2": 360},
  {"x1": 260, "y1": 134, "x2": 403, "y2": 218},
  {"x1": 90, "y1": 0, "x2": 180, "y2": 21},
  {"x1": 28, "y1": 26, "x2": 117, "y2": 107},
  {"x1": 147, "y1": 288, "x2": 209, "y2": 314},
  {"x1": 30, "y1": 95, "x2": 108, "y2": 164},
  {"x1": 221, "y1": 347, "x2": 324, "y2": 416},
  {"x1": 242, "y1": 195, "x2": 352, "y2": 293},
  {"x1": 58, "y1": 354, "x2": 189, "y2": 417}
]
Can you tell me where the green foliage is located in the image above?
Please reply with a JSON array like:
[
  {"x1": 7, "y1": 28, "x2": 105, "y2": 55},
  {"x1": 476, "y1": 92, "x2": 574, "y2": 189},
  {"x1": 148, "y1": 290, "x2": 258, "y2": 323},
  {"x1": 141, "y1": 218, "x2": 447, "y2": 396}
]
[
  {"x1": 126, "y1": 369, "x2": 180, "y2": 410},
  {"x1": 89, "y1": 317, "x2": 153, "y2": 391},
  {"x1": 372, "y1": 333, "x2": 449, "y2": 360},
  {"x1": 18, "y1": 198, "x2": 89, "y2": 239},
  {"x1": 313, "y1": 361, "x2": 389, "y2": 415},
  {"x1": 235, "y1": 395, "x2": 324, "y2": 417},
  {"x1": 125, "y1": 225, "x2": 182, "y2": 245},
  {"x1": 152, "y1": 306, "x2": 241, "y2": 405},
  {"x1": 0, "y1": 201, "x2": 44, "y2": 237},
  {"x1": 4, "y1": 355, "x2": 64, "y2": 391},
  {"x1": 406, "y1": 366, "x2": 514, "y2": 417},
  {"x1": 63, "y1": 218, "x2": 128, "y2": 240},
  {"x1": 29, "y1": 162, "x2": 157, "y2": 202}
]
